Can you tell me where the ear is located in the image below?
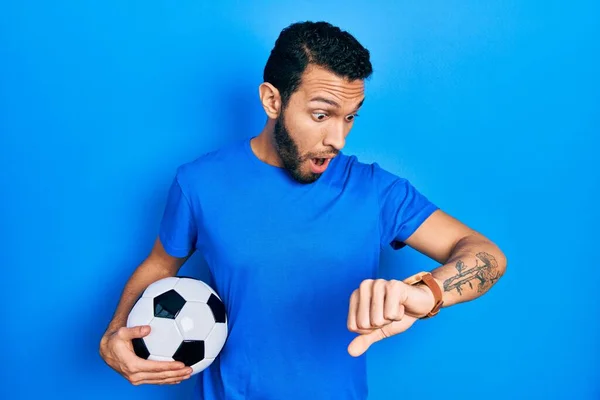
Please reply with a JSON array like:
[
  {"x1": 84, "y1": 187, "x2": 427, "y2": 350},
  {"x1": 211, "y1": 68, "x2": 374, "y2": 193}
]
[{"x1": 259, "y1": 82, "x2": 282, "y2": 119}]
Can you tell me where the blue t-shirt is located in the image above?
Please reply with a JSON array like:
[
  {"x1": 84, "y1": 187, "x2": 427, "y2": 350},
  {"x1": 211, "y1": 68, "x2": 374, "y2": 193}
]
[{"x1": 159, "y1": 137, "x2": 438, "y2": 400}]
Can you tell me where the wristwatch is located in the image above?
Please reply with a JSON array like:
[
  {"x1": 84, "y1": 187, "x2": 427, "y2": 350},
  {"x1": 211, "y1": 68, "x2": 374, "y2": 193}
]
[{"x1": 403, "y1": 271, "x2": 444, "y2": 319}]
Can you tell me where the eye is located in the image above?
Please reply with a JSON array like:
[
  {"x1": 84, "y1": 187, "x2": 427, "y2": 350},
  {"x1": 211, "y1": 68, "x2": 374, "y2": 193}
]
[
  {"x1": 346, "y1": 113, "x2": 359, "y2": 122},
  {"x1": 312, "y1": 112, "x2": 328, "y2": 122}
]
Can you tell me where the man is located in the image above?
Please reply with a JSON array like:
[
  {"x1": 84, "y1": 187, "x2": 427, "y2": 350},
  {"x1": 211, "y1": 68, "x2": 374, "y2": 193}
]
[{"x1": 99, "y1": 21, "x2": 507, "y2": 399}]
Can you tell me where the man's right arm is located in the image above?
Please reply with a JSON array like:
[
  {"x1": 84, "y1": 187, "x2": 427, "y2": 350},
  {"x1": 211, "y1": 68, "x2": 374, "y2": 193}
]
[{"x1": 99, "y1": 236, "x2": 194, "y2": 385}]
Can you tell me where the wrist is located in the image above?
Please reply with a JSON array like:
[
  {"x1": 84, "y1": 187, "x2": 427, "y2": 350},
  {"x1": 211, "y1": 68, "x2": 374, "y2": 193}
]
[
  {"x1": 404, "y1": 272, "x2": 444, "y2": 318},
  {"x1": 99, "y1": 334, "x2": 109, "y2": 356},
  {"x1": 415, "y1": 282, "x2": 437, "y2": 317},
  {"x1": 99, "y1": 328, "x2": 117, "y2": 351}
]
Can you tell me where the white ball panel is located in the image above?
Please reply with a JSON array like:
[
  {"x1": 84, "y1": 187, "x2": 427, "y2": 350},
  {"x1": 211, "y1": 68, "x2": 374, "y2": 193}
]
[
  {"x1": 173, "y1": 277, "x2": 218, "y2": 302},
  {"x1": 191, "y1": 357, "x2": 215, "y2": 375},
  {"x1": 204, "y1": 323, "x2": 228, "y2": 359},
  {"x1": 148, "y1": 355, "x2": 174, "y2": 362},
  {"x1": 126, "y1": 297, "x2": 154, "y2": 328},
  {"x1": 175, "y1": 302, "x2": 215, "y2": 340},
  {"x1": 145, "y1": 318, "x2": 183, "y2": 357},
  {"x1": 142, "y1": 277, "x2": 180, "y2": 298}
]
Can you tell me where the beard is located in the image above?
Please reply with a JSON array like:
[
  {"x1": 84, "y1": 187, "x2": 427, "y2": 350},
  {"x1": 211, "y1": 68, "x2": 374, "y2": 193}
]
[{"x1": 273, "y1": 112, "x2": 322, "y2": 184}]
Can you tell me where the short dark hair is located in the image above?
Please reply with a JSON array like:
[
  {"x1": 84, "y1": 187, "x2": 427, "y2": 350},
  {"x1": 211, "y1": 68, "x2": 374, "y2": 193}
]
[{"x1": 263, "y1": 21, "x2": 373, "y2": 106}]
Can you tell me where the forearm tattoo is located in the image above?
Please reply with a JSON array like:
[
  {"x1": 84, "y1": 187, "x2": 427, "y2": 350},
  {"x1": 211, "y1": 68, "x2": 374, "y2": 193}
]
[{"x1": 443, "y1": 252, "x2": 501, "y2": 295}]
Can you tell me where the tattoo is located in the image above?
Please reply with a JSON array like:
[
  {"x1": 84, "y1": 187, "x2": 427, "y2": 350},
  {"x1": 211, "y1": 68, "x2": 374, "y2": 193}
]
[{"x1": 443, "y1": 252, "x2": 501, "y2": 295}]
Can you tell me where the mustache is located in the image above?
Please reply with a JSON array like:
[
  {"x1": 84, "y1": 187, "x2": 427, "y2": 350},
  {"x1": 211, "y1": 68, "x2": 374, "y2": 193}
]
[{"x1": 303, "y1": 150, "x2": 339, "y2": 161}]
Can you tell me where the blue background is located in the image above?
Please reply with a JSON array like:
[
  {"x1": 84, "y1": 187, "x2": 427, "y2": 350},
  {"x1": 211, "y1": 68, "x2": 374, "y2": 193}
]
[{"x1": 1, "y1": 1, "x2": 598, "y2": 399}]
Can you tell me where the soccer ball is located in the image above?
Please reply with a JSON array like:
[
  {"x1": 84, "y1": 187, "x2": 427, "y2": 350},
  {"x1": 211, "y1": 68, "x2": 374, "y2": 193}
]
[{"x1": 126, "y1": 276, "x2": 228, "y2": 375}]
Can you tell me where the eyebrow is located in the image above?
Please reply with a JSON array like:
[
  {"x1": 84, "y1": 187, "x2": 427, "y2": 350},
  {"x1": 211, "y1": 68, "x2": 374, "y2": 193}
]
[{"x1": 309, "y1": 96, "x2": 365, "y2": 111}]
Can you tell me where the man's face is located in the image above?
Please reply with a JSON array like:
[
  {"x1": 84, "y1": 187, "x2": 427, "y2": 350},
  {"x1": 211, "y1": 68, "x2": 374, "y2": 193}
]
[{"x1": 274, "y1": 65, "x2": 365, "y2": 184}]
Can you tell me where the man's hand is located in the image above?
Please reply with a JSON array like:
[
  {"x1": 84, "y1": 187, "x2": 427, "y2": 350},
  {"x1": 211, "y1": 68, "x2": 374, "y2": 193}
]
[
  {"x1": 347, "y1": 279, "x2": 435, "y2": 357},
  {"x1": 99, "y1": 325, "x2": 193, "y2": 385}
]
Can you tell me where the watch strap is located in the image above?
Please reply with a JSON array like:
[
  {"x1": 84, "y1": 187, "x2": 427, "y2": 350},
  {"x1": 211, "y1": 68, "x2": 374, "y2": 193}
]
[{"x1": 403, "y1": 271, "x2": 444, "y2": 318}]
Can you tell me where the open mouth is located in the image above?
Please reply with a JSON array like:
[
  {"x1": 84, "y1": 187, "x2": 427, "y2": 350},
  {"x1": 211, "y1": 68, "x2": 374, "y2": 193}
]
[{"x1": 309, "y1": 157, "x2": 331, "y2": 173}]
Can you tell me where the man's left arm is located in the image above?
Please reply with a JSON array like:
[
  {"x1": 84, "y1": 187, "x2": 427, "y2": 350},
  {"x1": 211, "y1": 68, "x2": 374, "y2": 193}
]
[
  {"x1": 347, "y1": 209, "x2": 508, "y2": 356},
  {"x1": 404, "y1": 209, "x2": 508, "y2": 310}
]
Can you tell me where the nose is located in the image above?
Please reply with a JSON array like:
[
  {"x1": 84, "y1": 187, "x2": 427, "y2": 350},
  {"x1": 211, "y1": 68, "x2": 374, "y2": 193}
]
[{"x1": 323, "y1": 123, "x2": 346, "y2": 151}]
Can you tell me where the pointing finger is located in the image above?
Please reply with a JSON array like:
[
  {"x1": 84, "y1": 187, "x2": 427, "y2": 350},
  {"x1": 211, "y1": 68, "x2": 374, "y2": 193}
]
[{"x1": 131, "y1": 356, "x2": 188, "y2": 373}]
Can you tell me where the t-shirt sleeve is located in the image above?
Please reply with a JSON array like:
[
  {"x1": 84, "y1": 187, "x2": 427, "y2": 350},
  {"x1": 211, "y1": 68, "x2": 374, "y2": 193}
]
[
  {"x1": 373, "y1": 163, "x2": 439, "y2": 250},
  {"x1": 158, "y1": 171, "x2": 198, "y2": 258}
]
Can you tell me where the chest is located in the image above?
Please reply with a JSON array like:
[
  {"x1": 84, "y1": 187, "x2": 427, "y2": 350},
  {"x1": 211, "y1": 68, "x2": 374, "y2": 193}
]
[{"x1": 196, "y1": 182, "x2": 381, "y2": 278}]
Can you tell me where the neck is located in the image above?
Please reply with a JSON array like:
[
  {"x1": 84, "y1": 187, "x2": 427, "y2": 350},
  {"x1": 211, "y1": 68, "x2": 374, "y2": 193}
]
[{"x1": 251, "y1": 121, "x2": 283, "y2": 167}]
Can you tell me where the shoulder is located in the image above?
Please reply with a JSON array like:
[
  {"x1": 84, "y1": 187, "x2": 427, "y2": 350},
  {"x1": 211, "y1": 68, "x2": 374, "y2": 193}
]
[
  {"x1": 333, "y1": 152, "x2": 404, "y2": 184},
  {"x1": 174, "y1": 138, "x2": 248, "y2": 184}
]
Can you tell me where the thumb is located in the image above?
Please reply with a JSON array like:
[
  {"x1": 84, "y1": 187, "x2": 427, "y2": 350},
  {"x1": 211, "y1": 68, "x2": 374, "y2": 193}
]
[
  {"x1": 119, "y1": 325, "x2": 151, "y2": 340},
  {"x1": 347, "y1": 328, "x2": 386, "y2": 358}
]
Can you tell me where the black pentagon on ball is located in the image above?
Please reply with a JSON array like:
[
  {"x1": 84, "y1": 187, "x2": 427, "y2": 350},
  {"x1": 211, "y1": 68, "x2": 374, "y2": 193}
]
[
  {"x1": 173, "y1": 340, "x2": 205, "y2": 366},
  {"x1": 154, "y1": 289, "x2": 186, "y2": 319},
  {"x1": 131, "y1": 338, "x2": 150, "y2": 359},
  {"x1": 207, "y1": 293, "x2": 227, "y2": 323}
]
